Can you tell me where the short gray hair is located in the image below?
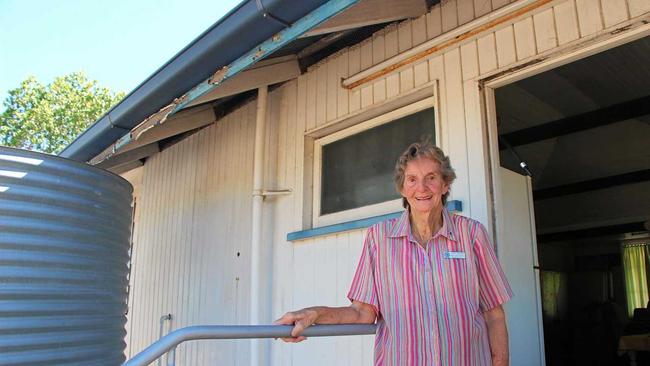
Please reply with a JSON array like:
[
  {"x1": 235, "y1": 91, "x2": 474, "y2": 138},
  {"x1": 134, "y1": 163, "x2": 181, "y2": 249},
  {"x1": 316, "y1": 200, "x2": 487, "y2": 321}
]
[{"x1": 394, "y1": 140, "x2": 456, "y2": 208}]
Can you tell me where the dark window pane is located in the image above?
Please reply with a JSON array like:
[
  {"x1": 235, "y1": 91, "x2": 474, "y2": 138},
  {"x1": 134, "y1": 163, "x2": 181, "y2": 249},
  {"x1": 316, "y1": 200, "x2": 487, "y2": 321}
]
[{"x1": 320, "y1": 107, "x2": 435, "y2": 215}]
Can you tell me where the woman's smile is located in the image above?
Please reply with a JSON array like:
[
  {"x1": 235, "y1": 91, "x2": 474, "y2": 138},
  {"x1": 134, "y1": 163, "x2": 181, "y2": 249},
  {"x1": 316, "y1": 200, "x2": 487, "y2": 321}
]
[{"x1": 400, "y1": 158, "x2": 449, "y2": 214}]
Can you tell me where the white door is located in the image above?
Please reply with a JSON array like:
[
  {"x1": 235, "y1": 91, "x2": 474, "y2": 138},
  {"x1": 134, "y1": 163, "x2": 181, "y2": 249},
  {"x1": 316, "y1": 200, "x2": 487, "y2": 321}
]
[{"x1": 496, "y1": 167, "x2": 545, "y2": 366}]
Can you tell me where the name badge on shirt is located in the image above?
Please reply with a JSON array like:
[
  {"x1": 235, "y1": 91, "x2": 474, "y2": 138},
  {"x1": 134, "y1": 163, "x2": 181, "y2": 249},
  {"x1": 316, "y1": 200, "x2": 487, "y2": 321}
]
[{"x1": 444, "y1": 251, "x2": 466, "y2": 259}]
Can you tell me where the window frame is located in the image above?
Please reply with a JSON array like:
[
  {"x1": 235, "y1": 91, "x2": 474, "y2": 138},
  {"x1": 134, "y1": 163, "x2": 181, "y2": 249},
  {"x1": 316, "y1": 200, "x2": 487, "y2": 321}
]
[{"x1": 312, "y1": 96, "x2": 439, "y2": 227}]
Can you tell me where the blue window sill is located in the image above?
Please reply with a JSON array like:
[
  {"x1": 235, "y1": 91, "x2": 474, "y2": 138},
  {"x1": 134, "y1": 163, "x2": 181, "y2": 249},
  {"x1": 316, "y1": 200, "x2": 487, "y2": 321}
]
[{"x1": 287, "y1": 200, "x2": 462, "y2": 242}]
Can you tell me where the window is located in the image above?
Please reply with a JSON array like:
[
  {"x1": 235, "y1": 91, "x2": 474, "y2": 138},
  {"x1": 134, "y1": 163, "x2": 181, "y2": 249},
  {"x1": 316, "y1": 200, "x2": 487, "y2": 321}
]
[{"x1": 313, "y1": 98, "x2": 437, "y2": 226}]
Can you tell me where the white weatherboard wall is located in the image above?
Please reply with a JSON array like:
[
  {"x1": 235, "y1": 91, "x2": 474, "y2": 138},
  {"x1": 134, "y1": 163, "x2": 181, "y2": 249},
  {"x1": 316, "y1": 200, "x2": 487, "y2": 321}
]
[
  {"x1": 124, "y1": 102, "x2": 259, "y2": 365},
  {"x1": 123, "y1": 0, "x2": 650, "y2": 364}
]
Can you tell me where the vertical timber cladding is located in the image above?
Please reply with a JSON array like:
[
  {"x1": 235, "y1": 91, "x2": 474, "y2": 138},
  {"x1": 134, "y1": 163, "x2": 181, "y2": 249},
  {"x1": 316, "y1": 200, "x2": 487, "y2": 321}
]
[
  {"x1": 0, "y1": 147, "x2": 133, "y2": 365},
  {"x1": 125, "y1": 101, "x2": 257, "y2": 365}
]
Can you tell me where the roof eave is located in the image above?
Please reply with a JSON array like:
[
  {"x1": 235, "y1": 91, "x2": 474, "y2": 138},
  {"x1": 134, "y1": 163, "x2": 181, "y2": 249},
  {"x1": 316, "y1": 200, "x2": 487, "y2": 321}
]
[{"x1": 60, "y1": 0, "x2": 331, "y2": 162}]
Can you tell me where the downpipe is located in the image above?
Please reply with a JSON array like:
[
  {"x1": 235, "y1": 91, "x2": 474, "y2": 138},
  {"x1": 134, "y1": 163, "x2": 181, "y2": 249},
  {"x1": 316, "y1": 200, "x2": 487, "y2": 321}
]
[{"x1": 250, "y1": 85, "x2": 268, "y2": 366}]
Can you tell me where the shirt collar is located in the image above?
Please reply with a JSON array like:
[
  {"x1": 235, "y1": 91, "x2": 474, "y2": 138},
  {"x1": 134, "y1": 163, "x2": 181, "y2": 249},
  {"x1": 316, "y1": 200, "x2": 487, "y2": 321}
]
[
  {"x1": 388, "y1": 207, "x2": 459, "y2": 242},
  {"x1": 439, "y1": 207, "x2": 459, "y2": 242},
  {"x1": 388, "y1": 209, "x2": 411, "y2": 238}
]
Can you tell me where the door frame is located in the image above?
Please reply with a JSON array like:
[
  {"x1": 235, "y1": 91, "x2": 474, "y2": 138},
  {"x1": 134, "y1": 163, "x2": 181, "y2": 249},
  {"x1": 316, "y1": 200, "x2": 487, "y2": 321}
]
[
  {"x1": 478, "y1": 22, "x2": 650, "y2": 366},
  {"x1": 481, "y1": 22, "x2": 650, "y2": 236}
]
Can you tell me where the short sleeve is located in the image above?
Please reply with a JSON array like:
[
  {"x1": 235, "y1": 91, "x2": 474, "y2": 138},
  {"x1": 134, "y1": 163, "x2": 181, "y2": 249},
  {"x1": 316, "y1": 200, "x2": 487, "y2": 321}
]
[
  {"x1": 347, "y1": 226, "x2": 380, "y2": 315},
  {"x1": 473, "y1": 222, "x2": 513, "y2": 311}
]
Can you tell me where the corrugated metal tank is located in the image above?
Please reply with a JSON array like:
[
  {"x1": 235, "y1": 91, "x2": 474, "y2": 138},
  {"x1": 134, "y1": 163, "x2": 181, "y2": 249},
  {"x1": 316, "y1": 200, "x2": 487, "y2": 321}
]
[{"x1": 0, "y1": 147, "x2": 133, "y2": 365}]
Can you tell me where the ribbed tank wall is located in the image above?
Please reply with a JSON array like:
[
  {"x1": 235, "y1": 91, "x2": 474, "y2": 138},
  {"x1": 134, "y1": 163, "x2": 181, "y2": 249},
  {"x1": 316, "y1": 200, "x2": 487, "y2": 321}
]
[{"x1": 0, "y1": 147, "x2": 133, "y2": 366}]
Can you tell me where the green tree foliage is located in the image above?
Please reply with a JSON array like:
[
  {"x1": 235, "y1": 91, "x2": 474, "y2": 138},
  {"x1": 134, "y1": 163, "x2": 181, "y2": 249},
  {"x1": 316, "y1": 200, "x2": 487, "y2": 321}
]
[{"x1": 0, "y1": 72, "x2": 124, "y2": 154}]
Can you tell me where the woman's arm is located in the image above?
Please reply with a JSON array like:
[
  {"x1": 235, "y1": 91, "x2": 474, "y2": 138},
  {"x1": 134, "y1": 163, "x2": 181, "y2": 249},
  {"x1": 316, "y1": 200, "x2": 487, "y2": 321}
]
[
  {"x1": 484, "y1": 305, "x2": 509, "y2": 366},
  {"x1": 274, "y1": 300, "x2": 376, "y2": 342}
]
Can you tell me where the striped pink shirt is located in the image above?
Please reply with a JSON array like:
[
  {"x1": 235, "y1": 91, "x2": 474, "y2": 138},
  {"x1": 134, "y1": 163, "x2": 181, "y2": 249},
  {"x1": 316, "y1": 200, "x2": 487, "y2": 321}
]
[{"x1": 347, "y1": 208, "x2": 513, "y2": 365}]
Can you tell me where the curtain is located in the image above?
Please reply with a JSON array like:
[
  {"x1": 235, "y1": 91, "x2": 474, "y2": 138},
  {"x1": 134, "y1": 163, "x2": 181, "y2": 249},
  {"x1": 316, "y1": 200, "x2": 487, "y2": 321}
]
[
  {"x1": 541, "y1": 271, "x2": 568, "y2": 321},
  {"x1": 622, "y1": 243, "x2": 650, "y2": 317}
]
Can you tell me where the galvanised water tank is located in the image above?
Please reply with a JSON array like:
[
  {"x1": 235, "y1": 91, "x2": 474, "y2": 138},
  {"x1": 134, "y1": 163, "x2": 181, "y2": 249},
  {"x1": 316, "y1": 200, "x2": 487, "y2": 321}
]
[{"x1": 0, "y1": 147, "x2": 133, "y2": 365}]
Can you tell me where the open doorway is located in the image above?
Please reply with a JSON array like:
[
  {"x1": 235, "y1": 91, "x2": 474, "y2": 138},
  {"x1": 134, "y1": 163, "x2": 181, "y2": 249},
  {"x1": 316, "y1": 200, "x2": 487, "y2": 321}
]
[{"x1": 494, "y1": 36, "x2": 650, "y2": 366}]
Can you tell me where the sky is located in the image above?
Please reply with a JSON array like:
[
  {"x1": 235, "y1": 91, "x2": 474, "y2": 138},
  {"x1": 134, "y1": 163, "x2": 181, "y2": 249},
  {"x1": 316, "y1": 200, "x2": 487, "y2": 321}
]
[{"x1": 0, "y1": 0, "x2": 242, "y2": 108}]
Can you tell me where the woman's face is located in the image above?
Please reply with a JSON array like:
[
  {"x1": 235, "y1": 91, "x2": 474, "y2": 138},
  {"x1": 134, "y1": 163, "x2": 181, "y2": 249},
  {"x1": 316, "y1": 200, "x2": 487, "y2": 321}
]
[{"x1": 400, "y1": 158, "x2": 449, "y2": 215}]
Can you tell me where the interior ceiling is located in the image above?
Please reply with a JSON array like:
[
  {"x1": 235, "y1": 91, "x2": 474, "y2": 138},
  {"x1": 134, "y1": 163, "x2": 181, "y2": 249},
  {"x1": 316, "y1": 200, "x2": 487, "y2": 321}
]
[
  {"x1": 496, "y1": 36, "x2": 650, "y2": 237},
  {"x1": 496, "y1": 36, "x2": 650, "y2": 192}
]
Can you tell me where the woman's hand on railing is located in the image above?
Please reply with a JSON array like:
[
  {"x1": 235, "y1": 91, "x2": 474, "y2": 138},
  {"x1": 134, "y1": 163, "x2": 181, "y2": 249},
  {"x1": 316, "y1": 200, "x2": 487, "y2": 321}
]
[
  {"x1": 274, "y1": 302, "x2": 376, "y2": 344},
  {"x1": 274, "y1": 308, "x2": 318, "y2": 343}
]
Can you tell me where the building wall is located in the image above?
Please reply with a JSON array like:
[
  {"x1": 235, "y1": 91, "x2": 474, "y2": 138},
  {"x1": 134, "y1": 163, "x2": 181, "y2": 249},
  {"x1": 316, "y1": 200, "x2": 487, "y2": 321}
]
[
  {"x1": 124, "y1": 103, "x2": 259, "y2": 365},
  {"x1": 123, "y1": 0, "x2": 650, "y2": 364}
]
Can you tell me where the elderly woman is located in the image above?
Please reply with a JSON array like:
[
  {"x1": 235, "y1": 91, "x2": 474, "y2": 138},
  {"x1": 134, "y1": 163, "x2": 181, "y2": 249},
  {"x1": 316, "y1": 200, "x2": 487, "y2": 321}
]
[{"x1": 276, "y1": 141, "x2": 513, "y2": 366}]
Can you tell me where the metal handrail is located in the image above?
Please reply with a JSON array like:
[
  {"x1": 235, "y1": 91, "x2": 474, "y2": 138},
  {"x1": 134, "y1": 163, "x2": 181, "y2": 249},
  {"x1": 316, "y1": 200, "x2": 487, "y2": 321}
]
[{"x1": 123, "y1": 324, "x2": 377, "y2": 366}]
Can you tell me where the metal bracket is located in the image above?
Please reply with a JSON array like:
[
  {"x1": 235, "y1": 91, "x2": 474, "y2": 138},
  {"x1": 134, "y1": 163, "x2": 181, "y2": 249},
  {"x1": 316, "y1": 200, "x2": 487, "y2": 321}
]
[
  {"x1": 261, "y1": 189, "x2": 292, "y2": 196},
  {"x1": 252, "y1": 188, "x2": 293, "y2": 198},
  {"x1": 255, "y1": 0, "x2": 291, "y2": 27}
]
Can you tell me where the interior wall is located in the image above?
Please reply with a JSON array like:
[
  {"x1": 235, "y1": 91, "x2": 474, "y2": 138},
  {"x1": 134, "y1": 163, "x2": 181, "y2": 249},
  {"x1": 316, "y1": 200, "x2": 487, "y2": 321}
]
[
  {"x1": 538, "y1": 238, "x2": 629, "y2": 365},
  {"x1": 539, "y1": 240, "x2": 625, "y2": 309},
  {"x1": 535, "y1": 181, "x2": 650, "y2": 233}
]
